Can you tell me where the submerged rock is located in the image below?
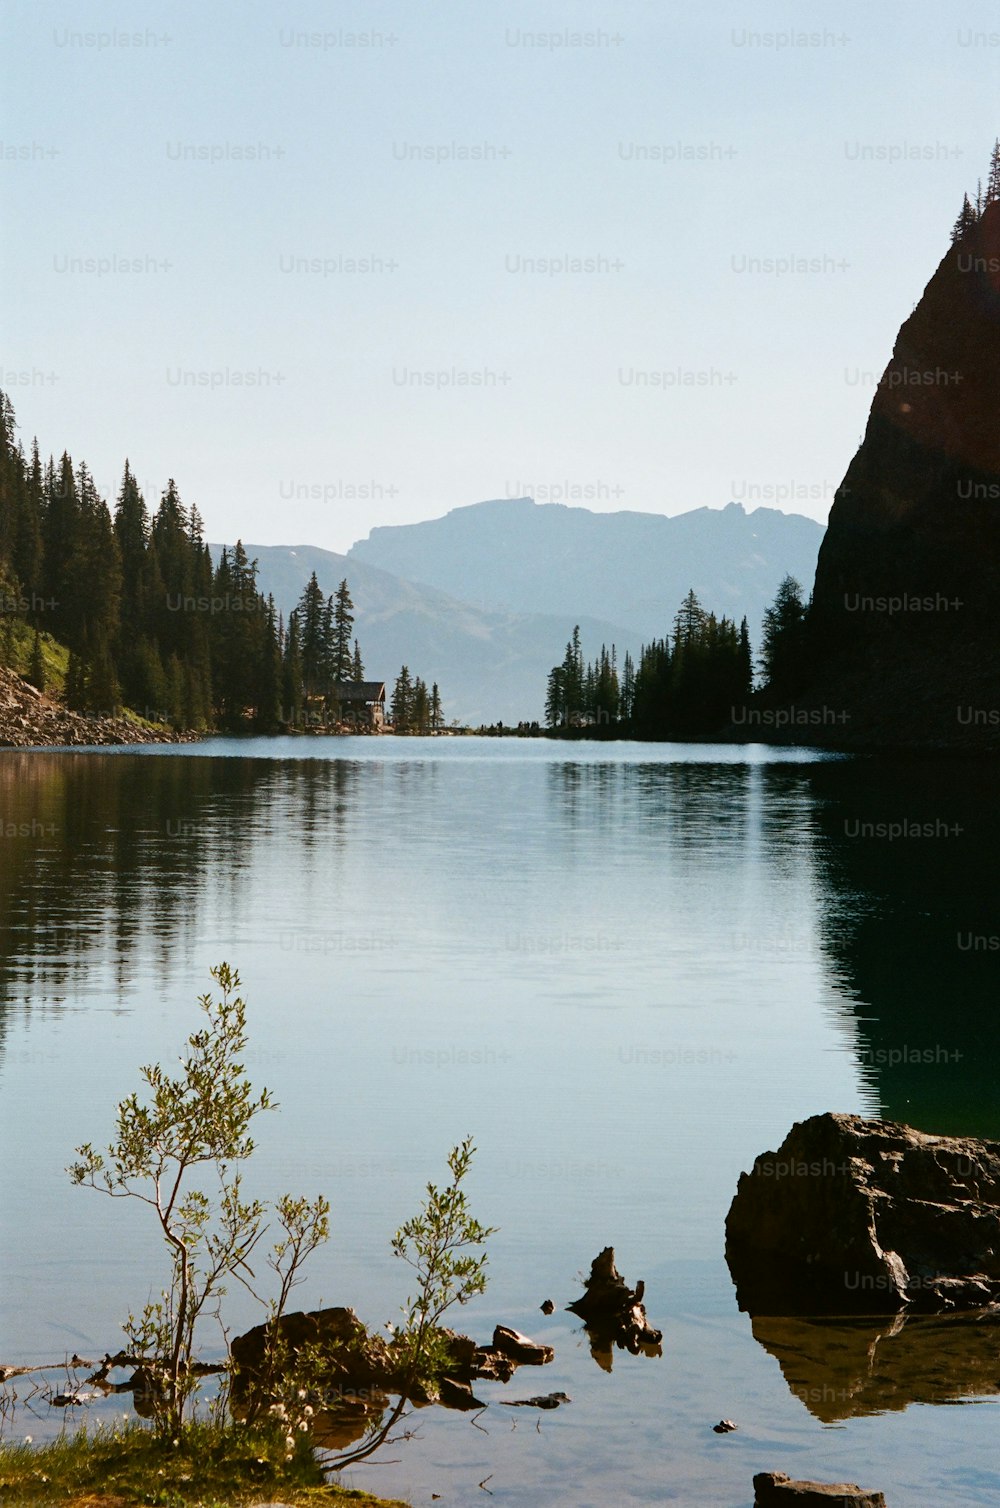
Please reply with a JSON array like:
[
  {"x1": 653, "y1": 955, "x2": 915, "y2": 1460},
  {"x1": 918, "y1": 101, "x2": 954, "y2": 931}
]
[
  {"x1": 753, "y1": 1471, "x2": 886, "y2": 1506},
  {"x1": 726, "y1": 1112, "x2": 1000, "y2": 1314},
  {"x1": 499, "y1": 1391, "x2": 570, "y2": 1409}
]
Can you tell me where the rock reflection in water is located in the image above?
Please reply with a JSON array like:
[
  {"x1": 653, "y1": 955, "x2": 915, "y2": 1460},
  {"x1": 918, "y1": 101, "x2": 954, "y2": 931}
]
[
  {"x1": 311, "y1": 1391, "x2": 392, "y2": 1450},
  {"x1": 749, "y1": 1309, "x2": 1000, "y2": 1421}
]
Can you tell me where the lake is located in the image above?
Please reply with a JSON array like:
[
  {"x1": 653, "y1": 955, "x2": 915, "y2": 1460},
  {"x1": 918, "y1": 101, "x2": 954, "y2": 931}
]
[{"x1": 1, "y1": 738, "x2": 998, "y2": 1506}]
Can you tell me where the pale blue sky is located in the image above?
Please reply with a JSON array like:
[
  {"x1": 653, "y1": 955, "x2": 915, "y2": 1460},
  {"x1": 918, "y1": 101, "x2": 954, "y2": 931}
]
[{"x1": 2, "y1": 0, "x2": 997, "y2": 551}]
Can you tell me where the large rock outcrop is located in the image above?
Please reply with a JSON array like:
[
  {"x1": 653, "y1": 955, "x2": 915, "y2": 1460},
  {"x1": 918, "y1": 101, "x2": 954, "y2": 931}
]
[
  {"x1": 805, "y1": 196, "x2": 1000, "y2": 747},
  {"x1": 725, "y1": 1112, "x2": 1000, "y2": 1314},
  {"x1": 753, "y1": 1472, "x2": 886, "y2": 1507}
]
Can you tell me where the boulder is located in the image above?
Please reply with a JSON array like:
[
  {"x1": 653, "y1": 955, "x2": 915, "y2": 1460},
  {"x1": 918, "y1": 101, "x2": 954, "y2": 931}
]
[
  {"x1": 490, "y1": 1325, "x2": 554, "y2": 1365},
  {"x1": 726, "y1": 1113, "x2": 1000, "y2": 1314},
  {"x1": 753, "y1": 1472, "x2": 886, "y2": 1506}
]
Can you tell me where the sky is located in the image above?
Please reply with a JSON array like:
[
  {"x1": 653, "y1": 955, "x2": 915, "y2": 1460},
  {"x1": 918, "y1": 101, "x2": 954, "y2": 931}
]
[{"x1": 2, "y1": 0, "x2": 998, "y2": 553}]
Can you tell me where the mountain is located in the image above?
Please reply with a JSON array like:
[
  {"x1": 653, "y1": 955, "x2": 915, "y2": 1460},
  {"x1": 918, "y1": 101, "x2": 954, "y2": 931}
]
[
  {"x1": 348, "y1": 497, "x2": 825, "y2": 642},
  {"x1": 210, "y1": 542, "x2": 642, "y2": 726},
  {"x1": 807, "y1": 197, "x2": 1000, "y2": 747}
]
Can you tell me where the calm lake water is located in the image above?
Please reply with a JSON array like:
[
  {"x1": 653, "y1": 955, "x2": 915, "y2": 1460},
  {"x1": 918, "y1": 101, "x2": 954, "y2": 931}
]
[{"x1": 1, "y1": 738, "x2": 998, "y2": 1506}]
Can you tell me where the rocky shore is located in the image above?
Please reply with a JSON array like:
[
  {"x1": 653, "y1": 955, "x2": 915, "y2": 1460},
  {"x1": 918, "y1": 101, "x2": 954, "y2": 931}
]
[{"x1": 0, "y1": 665, "x2": 199, "y2": 749}]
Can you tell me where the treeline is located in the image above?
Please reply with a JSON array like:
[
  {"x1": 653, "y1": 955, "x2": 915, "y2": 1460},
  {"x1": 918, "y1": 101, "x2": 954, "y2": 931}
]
[
  {"x1": 390, "y1": 667, "x2": 444, "y2": 734},
  {"x1": 544, "y1": 577, "x2": 810, "y2": 737},
  {"x1": 0, "y1": 390, "x2": 285, "y2": 727},
  {"x1": 949, "y1": 138, "x2": 1000, "y2": 244},
  {"x1": 0, "y1": 391, "x2": 442, "y2": 732}
]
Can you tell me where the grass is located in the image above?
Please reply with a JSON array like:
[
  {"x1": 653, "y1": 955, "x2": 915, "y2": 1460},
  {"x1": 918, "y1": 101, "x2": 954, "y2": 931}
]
[
  {"x1": 0, "y1": 1420, "x2": 409, "y2": 1508},
  {"x1": 1, "y1": 622, "x2": 177, "y2": 732},
  {"x1": 1, "y1": 619, "x2": 69, "y2": 696}
]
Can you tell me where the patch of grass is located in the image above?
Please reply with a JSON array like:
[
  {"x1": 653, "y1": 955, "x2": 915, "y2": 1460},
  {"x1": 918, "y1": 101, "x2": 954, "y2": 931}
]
[
  {"x1": 2, "y1": 620, "x2": 69, "y2": 695},
  {"x1": 0, "y1": 1420, "x2": 408, "y2": 1508}
]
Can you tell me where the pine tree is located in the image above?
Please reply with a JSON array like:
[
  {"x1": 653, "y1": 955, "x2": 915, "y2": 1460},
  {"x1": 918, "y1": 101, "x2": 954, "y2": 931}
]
[
  {"x1": 282, "y1": 613, "x2": 304, "y2": 725},
  {"x1": 295, "y1": 572, "x2": 328, "y2": 697},
  {"x1": 951, "y1": 193, "x2": 978, "y2": 244},
  {"x1": 430, "y1": 682, "x2": 442, "y2": 731},
  {"x1": 988, "y1": 139, "x2": 1000, "y2": 205},
  {"x1": 64, "y1": 650, "x2": 86, "y2": 711},
  {"x1": 412, "y1": 677, "x2": 430, "y2": 734},
  {"x1": 620, "y1": 650, "x2": 635, "y2": 723},
  {"x1": 351, "y1": 639, "x2": 365, "y2": 682},
  {"x1": 391, "y1": 665, "x2": 413, "y2": 731},
  {"x1": 545, "y1": 664, "x2": 566, "y2": 729},
  {"x1": 760, "y1": 576, "x2": 809, "y2": 693},
  {"x1": 85, "y1": 634, "x2": 122, "y2": 717},
  {"x1": 331, "y1": 579, "x2": 355, "y2": 684},
  {"x1": 738, "y1": 616, "x2": 753, "y2": 700},
  {"x1": 253, "y1": 597, "x2": 282, "y2": 731}
]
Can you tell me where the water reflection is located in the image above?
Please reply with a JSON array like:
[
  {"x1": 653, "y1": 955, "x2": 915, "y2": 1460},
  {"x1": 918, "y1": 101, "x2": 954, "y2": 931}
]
[
  {"x1": 805, "y1": 759, "x2": 1000, "y2": 1138},
  {"x1": 0, "y1": 754, "x2": 357, "y2": 1013},
  {"x1": 748, "y1": 1310, "x2": 1000, "y2": 1420}
]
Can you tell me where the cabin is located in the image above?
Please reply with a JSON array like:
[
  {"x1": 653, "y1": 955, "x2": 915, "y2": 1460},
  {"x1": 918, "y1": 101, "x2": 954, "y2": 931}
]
[{"x1": 332, "y1": 681, "x2": 386, "y2": 730}]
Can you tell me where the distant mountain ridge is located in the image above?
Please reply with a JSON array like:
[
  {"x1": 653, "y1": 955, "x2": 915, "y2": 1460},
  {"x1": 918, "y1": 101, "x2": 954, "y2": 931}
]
[
  {"x1": 215, "y1": 498, "x2": 825, "y2": 725},
  {"x1": 209, "y1": 541, "x2": 642, "y2": 726},
  {"x1": 348, "y1": 497, "x2": 825, "y2": 641}
]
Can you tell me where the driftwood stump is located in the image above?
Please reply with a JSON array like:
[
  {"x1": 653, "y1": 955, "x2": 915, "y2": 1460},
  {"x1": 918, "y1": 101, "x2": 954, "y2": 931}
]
[{"x1": 568, "y1": 1247, "x2": 662, "y2": 1370}]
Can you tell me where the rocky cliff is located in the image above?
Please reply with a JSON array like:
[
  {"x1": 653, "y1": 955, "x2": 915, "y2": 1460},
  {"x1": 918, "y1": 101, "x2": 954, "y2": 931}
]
[{"x1": 807, "y1": 197, "x2": 1000, "y2": 747}]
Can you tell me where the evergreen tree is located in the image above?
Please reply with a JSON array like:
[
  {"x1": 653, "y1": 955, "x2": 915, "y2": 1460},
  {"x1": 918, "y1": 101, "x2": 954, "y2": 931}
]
[
  {"x1": 42, "y1": 452, "x2": 81, "y2": 645},
  {"x1": 391, "y1": 665, "x2": 413, "y2": 731},
  {"x1": 738, "y1": 616, "x2": 753, "y2": 700},
  {"x1": 331, "y1": 579, "x2": 355, "y2": 684},
  {"x1": 295, "y1": 572, "x2": 329, "y2": 697},
  {"x1": 430, "y1": 682, "x2": 442, "y2": 731},
  {"x1": 282, "y1": 613, "x2": 304, "y2": 725},
  {"x1": 351, "y1": 639, "x2": 365, "y2": 682},
  {"x1": 64, "y1": 650, "x2": 86, "y2": 711},
  {"x1": 253, "y1": 597, "x2": 282, "y2": 731},
  {"x1": 620, "y1": 650, "x2": 635, "y2": 724},
  {"x1": 988, "y1": 138, "x2": 1000, "y2": 205},
  {"x1": 544, "y1": 664, "x2": 566, "y2": 729},
  {"x1": 132, "y1": 637, "x2": 169, "y2": 720},
  {"x1": 951, "y1": 193, "x2": 979, "y2": 244},
  {"x1": 15, "y1": 439, "x2": 44, "y2": 613},
  {"x1": 760, "y1": 576, "x2": 809, "y2": 694},
  {"x1": 412, "y1": 676, "x2": 430, "y2": 734},
  {"x1": 84, "y1": 633, "x2": 122, "y2": 717}
]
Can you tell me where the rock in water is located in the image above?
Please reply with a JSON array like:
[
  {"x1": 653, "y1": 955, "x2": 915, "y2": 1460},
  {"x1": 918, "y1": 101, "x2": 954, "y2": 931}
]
[
  {"x1": 568, "y1": 1247, "x2": 663, "y2": 1368},
  {"x1": 490, "y1": 1325, "x2": 555, "y2": 1365},
  {"x1": 753, "y1": 1472, "x2": 886, "y2": 1506},
  {"x1": 726, "y1": 1112, "x2": 1000, "y2": 1314},
  {"x1": 803, "y1": 193, "x2": 1000, "y2": 748}
]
